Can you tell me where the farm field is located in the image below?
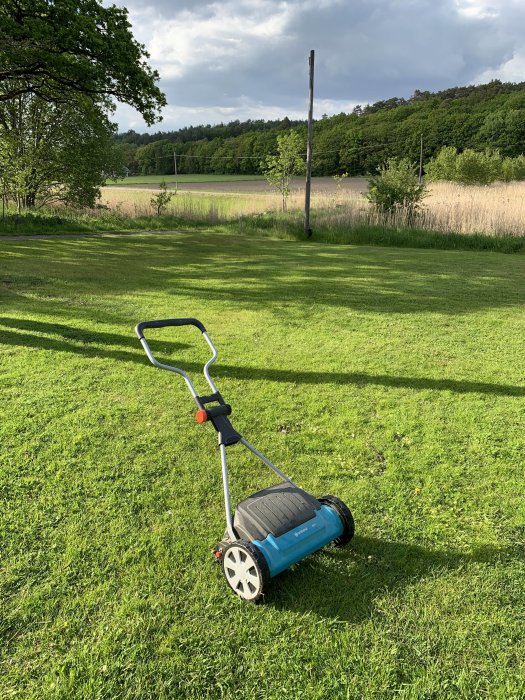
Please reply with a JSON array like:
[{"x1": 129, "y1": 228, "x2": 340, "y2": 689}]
[
  {"x1": 107, "y1": 174, "x2": 266, "y2": 188},
  {"x1": 105, "y1": 175, "x2": 366, "y2": 193},
  {"x1": 1, "y1": 232, "x2": 524, "y2": 698}
]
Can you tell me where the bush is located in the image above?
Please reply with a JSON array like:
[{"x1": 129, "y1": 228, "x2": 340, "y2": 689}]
[
  {"x1": 366, "y1": 158, "x2": 427, "y2": 215},
  {"x1": 501, "y1": 154, "x2": 525, "y2": 182},
  {"x1": 426, "y1": 147, "x2": 525, "y2": 185},
  {"x1": 150, "y1": 180, "x2": 174, "y2": 215},
  {"x1": 425, "y1": 146, "x2": 458, "y2": 182},
  {"x1": 455, "y1": 148, "x2": 502, "y2": 185}
]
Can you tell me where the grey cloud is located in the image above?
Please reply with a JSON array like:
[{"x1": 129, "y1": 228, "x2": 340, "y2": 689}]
[{"x1": 118, "y1": 0, "x2": 525, "y2": 129}]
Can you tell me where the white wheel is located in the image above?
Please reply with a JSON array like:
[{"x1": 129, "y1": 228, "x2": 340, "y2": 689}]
[{"x1": 222, "y1": 542, "x2": 267, "y2": 601}]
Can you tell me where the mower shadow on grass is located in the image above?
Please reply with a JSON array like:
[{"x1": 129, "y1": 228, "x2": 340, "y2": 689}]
[
  {"x1": 1, "y1": 317, "x2": 524, "y2": 398},
  {"x1": 0, "y1": 317, "x2": 190, "y2": 365},
  {"x1": 264, "y1": 535, "x2": 524, "y2": 623}
]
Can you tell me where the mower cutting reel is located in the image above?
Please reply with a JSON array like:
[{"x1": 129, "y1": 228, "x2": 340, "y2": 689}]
[{"x1": 135, "y1": 318, "x2": 355, "y2": 602}]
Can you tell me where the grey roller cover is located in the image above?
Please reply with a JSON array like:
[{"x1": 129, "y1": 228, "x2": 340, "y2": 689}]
[{"x1": 233, "y1": 482, "x2": 321, "y2": 541}]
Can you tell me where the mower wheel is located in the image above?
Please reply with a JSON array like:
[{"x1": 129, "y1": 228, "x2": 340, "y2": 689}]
[
  {"x1": 319, "y1": 495, "x2": 355, "y2": 546},
  {"x1": 222, "y1": 540, "x2": 270, "y2": 602}
]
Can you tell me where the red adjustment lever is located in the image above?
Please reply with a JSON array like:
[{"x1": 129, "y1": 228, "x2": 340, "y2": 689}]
[{"x1": 195, "y1": 409, "x2": 208, "y2": 423}]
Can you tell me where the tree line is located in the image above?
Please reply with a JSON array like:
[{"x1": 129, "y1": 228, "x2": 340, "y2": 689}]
[{"x1": 116, "y1": 80, "x2": 525, "y2": 177}]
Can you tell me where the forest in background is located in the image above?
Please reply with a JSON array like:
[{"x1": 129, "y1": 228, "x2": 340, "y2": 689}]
[{"x1": 115, "y1": 80, "x2": 525, "y2": 177}]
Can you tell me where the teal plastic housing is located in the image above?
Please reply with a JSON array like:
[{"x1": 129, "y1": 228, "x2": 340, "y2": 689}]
[{"x1": 252, "y1": 504, "x2": 343, "y2": 577}]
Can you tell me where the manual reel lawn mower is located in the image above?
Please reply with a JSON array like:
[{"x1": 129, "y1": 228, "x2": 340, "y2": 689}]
[{"x1": 135, "y1": 318, "x2": 354, "y2": 601}]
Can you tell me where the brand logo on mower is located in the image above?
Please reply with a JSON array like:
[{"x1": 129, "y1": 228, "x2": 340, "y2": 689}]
[{"x1": 295, "y1": 527, "x2": 309, "y2": 537}]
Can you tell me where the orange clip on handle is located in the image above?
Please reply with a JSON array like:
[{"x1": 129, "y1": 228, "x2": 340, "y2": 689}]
[{"x1": 195, "y1": 409, "x2": 208, "y2": 423}]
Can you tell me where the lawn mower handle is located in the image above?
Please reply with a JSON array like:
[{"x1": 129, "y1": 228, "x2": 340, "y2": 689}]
[
  {"x1": 135, "y1": 317, "x2": 218, "y2": 400},
  {"x1": 135, "y1": 317, "x2": 206, "y2": 339}
]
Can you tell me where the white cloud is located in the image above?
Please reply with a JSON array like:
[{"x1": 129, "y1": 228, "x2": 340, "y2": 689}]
[
  {"x1": 476, "y1": 50, "x2": 525, "y2": 83},
  {"x1": 455, "y1": 0, "x2": 498, "y2": 19},
  {"x1": 115, "y1": 0, "x2": 525, "y2": 132},
  {"x1": 145, "y1": 2, "x2": 293, "y2": 81}
]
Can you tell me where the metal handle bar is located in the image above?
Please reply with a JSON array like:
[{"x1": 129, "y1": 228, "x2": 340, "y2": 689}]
[
  {"x1": 136, "y1": 317, "x2": 206, "y2": 338},
  {"x1": 135, "y1": 317, "x2": 219, "y2": 399}
]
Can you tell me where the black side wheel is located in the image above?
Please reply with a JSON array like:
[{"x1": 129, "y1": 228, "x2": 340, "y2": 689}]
[
  {"x1": 319, "y1": 495, "x2": 355, "y2": 546},
  {"x1": 221, "y1": 540, "x2": 270, "y2": 602}
]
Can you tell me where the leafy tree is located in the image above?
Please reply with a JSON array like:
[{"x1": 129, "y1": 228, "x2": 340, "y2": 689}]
[
  {"x1": 501, "y1": 155, "x2": 525, "y2": 182},
  {"x1": 0, "y1": 87, "x2": 124, "y2": 210},
  {"x1": 455, "y1": 149, "x2": 502, "y2": 185},
  {"x1": 477, "y1": 109, "x2": 525, "y2": 156},
  {"x1": 150, "y1": 180, "x2": 173, "y2": 216},
  {"x1": 426, "y1": 147, "x2": 514, "y2": 185},
  {"x1": 111, "y1": 81, "x2": 525, "y2": 177},
  {"x1": 425, "y1": 146, "x2": 458, "y2": 182},
  {"x1": 135, "y1": 140, "x2": 174, "y2": 175},
  {"x1": 0, "y1": 0, "x2": 165, "y2": 124},
  {"x1": 366, "y1": 158, "x2": 426, "y2": 216},
  {"x1": 261, "y1": 131, "x2": 304, "y2": 210}
]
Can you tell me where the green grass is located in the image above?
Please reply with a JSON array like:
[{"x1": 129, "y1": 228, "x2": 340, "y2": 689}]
[
  {"x1": 1, "y1": 208, "x2": 524, "y2": 255},
  {"x1": 1, "y1": 232, "x2": 524, "y2": 699},
  {"x1": 106, "y1": 174, "x2": 265, "y2": 186}
]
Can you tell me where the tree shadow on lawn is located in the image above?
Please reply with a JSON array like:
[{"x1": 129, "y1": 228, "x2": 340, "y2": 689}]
[
  {"x1": 1, "y1": 318, "x2": 524, "y2": 397},
  {"x1": 265, "y1": 535, "x2": 524, "y2": 623},
  {"x1": 2, "y1": 234, "x2": 524, "y2": 317}
]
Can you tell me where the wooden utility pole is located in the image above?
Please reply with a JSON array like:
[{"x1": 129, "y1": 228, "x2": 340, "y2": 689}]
[
  {"x1": 304, "y1": 49, "x2": 315, "y2": 238},
  {"x1": 419, "y1": 133, "x2": 424, "y2": 184},
  {"x1": 173, "y1": 150, "x2": 178, "y2": 193}
]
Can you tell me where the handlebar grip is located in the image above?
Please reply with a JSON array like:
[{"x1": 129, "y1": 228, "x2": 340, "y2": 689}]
[{"x1": 135, "y1": 318, "x2": 207, "y2": 340}]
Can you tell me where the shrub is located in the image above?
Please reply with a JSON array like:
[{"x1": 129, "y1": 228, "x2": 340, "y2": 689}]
[
  {"x1": 150, "y1": 180, "x2": 174, "y2": 215},
  {"x1": 455, "y1": 148, "x2": 502, "y2": 185},
  {"x1": 425, "y1": 146, "x2": 458, "y2": 182},
  {"x1": 261, "y1": 131, "x2": 305, "y2": 211},
  {"x1": 501, "y1": 154, "x2": 525, "y2": 182},
  {"x1": 366, "y1": 158, "x2": 427, "y2": 216},
  {"x1": 426, "y1": 147, "x2": 525, "y2": 185}
]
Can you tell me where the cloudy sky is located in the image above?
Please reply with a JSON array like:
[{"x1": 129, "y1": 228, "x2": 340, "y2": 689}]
[{"x1": 114, "y1": 0, "x2": 525, "y2": 133}]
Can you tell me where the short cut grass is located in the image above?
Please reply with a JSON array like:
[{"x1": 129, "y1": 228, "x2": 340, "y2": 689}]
[{"x1": 1, "y1": 231, "x2": 524, "y2": 698}]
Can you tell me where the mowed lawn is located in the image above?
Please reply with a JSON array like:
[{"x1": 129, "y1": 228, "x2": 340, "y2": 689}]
[{"x1": 1, "y1": 232, "x2": 524, "y2": 699}]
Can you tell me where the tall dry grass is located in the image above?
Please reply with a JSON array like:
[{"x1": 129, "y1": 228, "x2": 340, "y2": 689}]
[
  {"x1": 308, "y1": 181, "x2": 525, "y2": 237},
  {"x1": 99, "y1": 180, "x2": 525, "y2": 237},
  {"x1": 421, "y1": 181, "x2": 525, "y2": 236},
  {"x1": 99, "y1": 188, "x2": 282, "y2": 222}
]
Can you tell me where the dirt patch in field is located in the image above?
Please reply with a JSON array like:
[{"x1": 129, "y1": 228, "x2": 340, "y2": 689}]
[{"x1": 105, "y1": 176, "x2": 369, "y2": 196}]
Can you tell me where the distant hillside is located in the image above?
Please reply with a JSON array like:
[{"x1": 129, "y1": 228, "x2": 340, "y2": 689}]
[{"x1": 115, "y1": 80, "x2": 525, "y2": 176}]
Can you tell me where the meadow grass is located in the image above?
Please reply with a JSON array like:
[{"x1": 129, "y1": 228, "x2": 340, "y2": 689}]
[{"x1": 1, "y1": 231, "x2": 524, "y2": 699}]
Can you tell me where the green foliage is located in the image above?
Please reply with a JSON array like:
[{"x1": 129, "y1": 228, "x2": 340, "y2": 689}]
[
  {"x1": 149, "y1": 180, "x2": 174, "y2": 215},
  {"x1": 477, "y1": 109, "x2": 525, "y2": 156},
  {"x1": 501, "y1": 154, "x2": 525, "y2": 182},
  {"x1": 0, "y1": 91, "x2": 124, "y2": 210},
  {"x1": 115, "y1": 81, "x2": 525, "y2": 176},
  {"x1": 135, "y1": 141, "x2": 174, "y2": 176},
  {"x1": 366, "y1": 158, "x2": 427, "y2": 215},
  {"x1": 261, "y1": 131, "x2": 305, "y2": 210},
  {"x1": 0, "y1": 0, "x2": 165, "y2": 124},
  {"x1": 427, "y1": 147, "x2": 525, "y2": 185},
  {"x1": 455, "y1": 149, "x2": 502, "y2": 185},
  {"x1": 424, "y1": 146, "x2": 459, "y2": 182}
]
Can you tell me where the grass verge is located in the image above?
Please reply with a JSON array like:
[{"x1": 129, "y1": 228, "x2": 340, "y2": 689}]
[
  {"x1": 1, "y1": 208, "x2": 524, "y2": 254},
  {"x1": 1, "y1": 232, "x2": 524, "y2": 698}
]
